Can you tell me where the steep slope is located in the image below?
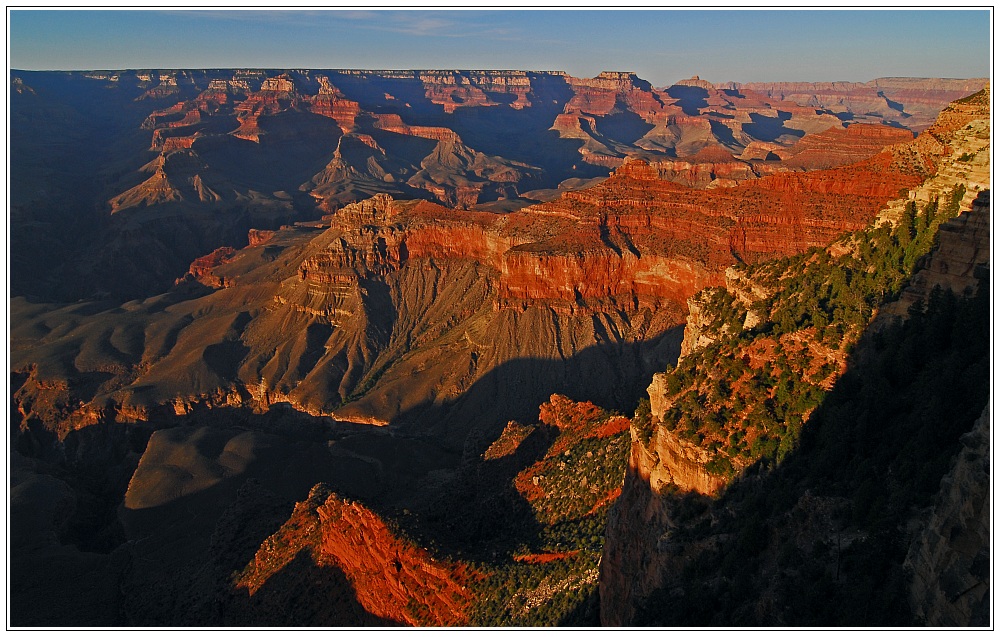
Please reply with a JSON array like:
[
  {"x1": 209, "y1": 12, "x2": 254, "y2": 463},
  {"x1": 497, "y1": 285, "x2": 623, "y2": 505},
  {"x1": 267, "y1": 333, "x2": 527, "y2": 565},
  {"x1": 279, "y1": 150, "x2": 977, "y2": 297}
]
[
  {"x1": 781, "y1": 123, "x2": 915, "y2": 170},
  {"x1": 903, "y1": 405, "x2": 990, "y2": 626},
  {"x1": 231, "y1": 485, "x2": 474, "y2": 626},
  {"x1": 600, "y1": 88, "x2": 990, "y2": 627}
]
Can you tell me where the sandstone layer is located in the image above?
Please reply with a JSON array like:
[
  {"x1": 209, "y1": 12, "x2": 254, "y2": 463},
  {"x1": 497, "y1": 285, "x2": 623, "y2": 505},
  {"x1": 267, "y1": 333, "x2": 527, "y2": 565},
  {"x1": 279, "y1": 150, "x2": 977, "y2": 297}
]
[{"x1": 12, "y1": 68, "x2": 980, "y2": 303}]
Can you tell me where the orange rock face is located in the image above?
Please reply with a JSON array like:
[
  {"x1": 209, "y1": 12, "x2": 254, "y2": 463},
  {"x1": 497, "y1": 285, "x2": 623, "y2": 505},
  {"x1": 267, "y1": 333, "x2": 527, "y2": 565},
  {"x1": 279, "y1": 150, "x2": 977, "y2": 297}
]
[
  {"x1": 490, "y1": 145, "x2": 923, "y2": 299},
  {"x1": 237, "y1": 486, "x2": 474, "y2": 626},
  {"x1": 177, "y1": 245, "x2": 237, "y2": 287},
  {"x1": 247, "y1": 229, "x2": 277, "y2": 247},
  {"x1": 188, "y1": 246, "x2": 237, "y2": 277},
  {"x1": 306, "y1": 82, "x2": 361, "y2": 132},
  {"x1": 294, "y1": 127, "x2": 924, "y2": 311},
  {"x1": 370, "y1": 113, "x2": 460, "y2": 143},
  {"x1": 783, "y1": 123, "x2": 915, "y2": 170}
]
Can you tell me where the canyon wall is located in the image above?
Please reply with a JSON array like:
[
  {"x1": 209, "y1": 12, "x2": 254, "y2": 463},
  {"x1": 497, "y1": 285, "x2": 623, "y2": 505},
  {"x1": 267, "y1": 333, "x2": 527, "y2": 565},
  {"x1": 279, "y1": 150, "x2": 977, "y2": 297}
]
[
  {"x1": 904, "y1": 406, "x2": 990, "y2": 626},
  {"x1": 12, "y1": 68, "x2": 980, "y2": 303},
  {"x1": 599, "y1": 87, "x2": 990, "y2": 626}
]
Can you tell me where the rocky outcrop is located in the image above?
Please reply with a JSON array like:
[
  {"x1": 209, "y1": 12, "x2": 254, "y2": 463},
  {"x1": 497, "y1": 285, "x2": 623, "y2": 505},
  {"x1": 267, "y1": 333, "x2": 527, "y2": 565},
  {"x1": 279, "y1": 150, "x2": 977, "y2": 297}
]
[
  {"x1": 565, "y1": 71, "x2": 661, "y2": 116},
  {"x1": 875, "y1": 90, "x2": 991, "y2": 322},
  {"x1": 180, "y1": 246, "x2": 238, "y2": 287},
  {"x1": 600, "y1": 86, "x2": 991, "y2": 627},
  {"x1": 782, "y1": 123, "x2": 914, "y2": 170},
  {"x1": 675, "y1": 293, "x2": 720, "y2": 361},
  {"x1": 247, "y1": 229, "x2": 277, "y2": 247},
  {"x1": 644, "y1": 150, "x2": 767, "y2": 189},
  {"x1": 108, "y1": 150, "x2": 227, "y2": 212},
  {"x1": 235, "y1": 484, "x2": 473, "y2": 626},
  {"x1": 231, "y1": 74, "x2": 298, "y2": 142},
  {"x1": 904, "y1": 406, "x2": 990, "y2": 626},
  {"x1": 890, "y1": 190, "x2": 990, "y2": 315},
  {"x1": 630, "y1": 411, "x2": 727, "y2": 496},
  {"x1": 370, "y1": 113, "x2": 460, "y2": 142},
  {"x1": 499, "y1": 249, "x2": 721, "y2": 307},
  {"x1": 305, "y1": 77, "x2": 361, "y2": 131}
]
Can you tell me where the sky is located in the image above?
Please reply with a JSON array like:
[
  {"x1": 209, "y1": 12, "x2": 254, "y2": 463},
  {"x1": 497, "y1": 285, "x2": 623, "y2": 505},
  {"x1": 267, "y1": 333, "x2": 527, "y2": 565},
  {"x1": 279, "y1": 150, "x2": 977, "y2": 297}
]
[{"x1": 7, "y1": 8, "x2": 993, "y2": 85}]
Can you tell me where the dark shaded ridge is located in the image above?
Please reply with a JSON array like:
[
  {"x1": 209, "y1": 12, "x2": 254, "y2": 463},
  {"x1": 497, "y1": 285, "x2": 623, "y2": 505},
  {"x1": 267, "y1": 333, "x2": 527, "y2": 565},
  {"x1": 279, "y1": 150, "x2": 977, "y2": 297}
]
[
  {"x1": 226, "y1": 550, "x2": 400, "y2": 626},
  {"x1": 445, "y1": 73, "x2": 610, "y2": 183},
  {"x1": 742, "y1": 111, "x2": 804, "y2": 142},
  {"x1": 10, "y1": 71, "x2": 163, "y2": 301},
  {"x1": 593, "y1": 101, "x2": 656, "y2": 146},
  {"x1": 193, "y1": 110, "x2": 344, "y2": 192}
]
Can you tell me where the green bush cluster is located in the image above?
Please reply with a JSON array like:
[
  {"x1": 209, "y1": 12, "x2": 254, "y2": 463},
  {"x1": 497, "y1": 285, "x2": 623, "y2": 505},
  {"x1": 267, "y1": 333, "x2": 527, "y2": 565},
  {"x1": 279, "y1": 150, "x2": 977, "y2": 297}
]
[
  {"x1": 648, "y1": 185, "x2": 968, "y2": 475},
  {"x1": 528, "y1": 433, "x2": 629, "y2": 528},
  {"x1": 463, "y1": 417, "x2": 630, "y2": 626},
  {"x1": 468, "y1": 550, "x2": 600, "y2": 626}
]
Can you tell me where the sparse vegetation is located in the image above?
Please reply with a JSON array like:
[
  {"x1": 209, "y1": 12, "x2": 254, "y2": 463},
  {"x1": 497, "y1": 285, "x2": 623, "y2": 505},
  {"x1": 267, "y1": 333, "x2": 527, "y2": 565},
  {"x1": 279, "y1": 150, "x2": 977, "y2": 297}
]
[
  {"x1": 635, "y1": 269, "x2": 988, "y2": 626},
  {"x1": 448, "y1": 396, "x2": 631, "y2": 626},
  {"x1": 648, "y1": 185, "x2": 968, "y2": 474}
]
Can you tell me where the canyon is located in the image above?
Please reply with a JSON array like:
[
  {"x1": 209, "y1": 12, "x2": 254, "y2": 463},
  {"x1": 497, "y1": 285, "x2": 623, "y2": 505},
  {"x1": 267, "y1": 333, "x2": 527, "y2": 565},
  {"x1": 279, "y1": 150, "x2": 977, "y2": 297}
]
[
  {"x1": 10, "y1": 69, "x2": 985, "y2": 302},
  {"x1": 8, "y1": 69, "x2": 991, "y2": 627}
]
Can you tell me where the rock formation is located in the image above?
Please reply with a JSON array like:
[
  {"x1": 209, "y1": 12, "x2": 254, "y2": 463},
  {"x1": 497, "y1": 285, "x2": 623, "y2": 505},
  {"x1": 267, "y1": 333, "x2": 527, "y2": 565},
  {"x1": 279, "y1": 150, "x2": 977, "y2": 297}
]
[
  {"x1": 234, "y1": 485, "x2": 474, "y2": 626},
  {"x1": 885, "y1": 190, "x2": 990, "y2": 317},
  {"x1": 11, "y1": 68, "x2": 982, "y2": 303},
  {"x1": 904, "y1": 406, "x2": 990, "y2": 626},
  {"x1": 599, "y1": 87, "x2": 990, "y2": 627},
  {"x1": 781, "y1": 123, "x2": 915, "y2": 170},
  {"x1": 721, "y1": 77, "x2": 988, "y2": 131}
]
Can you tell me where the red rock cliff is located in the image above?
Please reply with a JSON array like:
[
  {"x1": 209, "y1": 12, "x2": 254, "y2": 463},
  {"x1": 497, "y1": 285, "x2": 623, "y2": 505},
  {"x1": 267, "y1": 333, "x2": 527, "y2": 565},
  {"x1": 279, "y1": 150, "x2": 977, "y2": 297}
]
[{"x1": 236, "y1": 485, "x2": 473, "y2": 626}]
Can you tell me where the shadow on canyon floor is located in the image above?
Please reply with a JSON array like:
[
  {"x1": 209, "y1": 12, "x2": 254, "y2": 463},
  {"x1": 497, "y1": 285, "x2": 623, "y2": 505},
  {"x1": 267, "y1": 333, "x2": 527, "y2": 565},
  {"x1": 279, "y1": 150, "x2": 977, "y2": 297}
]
[
  {"x1": 386, "y1": 324, "x2": 684, "y2": 448},
  {"x1": 11, "y1": 325, "x2": 682, "y2": 626}
]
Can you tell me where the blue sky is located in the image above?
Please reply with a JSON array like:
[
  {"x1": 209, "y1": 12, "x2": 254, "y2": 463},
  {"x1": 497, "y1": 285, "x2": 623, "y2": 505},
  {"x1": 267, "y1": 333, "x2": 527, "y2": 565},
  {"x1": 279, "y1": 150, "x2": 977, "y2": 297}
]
[{"x1": 8, "y1": 9, "x2": 992, "y2": 85}]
